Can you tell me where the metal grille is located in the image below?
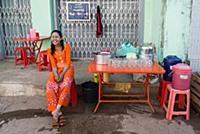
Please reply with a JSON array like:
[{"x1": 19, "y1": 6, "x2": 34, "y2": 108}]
[
  {"x1": 55, "y1": 0, "x2": 144, "y2": 59},
  {"x1": 0, "y1": 0, "x2": 32, "y2": 57}
]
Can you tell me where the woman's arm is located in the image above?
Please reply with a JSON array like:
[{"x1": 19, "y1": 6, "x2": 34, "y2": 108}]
[
  {"x1": 47, "y1": 49, "x2": 59, "y2": 82},
  {"x1": 58, "y1": 44, "x2": 71, "y2": 81},
  {"x1": 64, "y1": 43, "x2": 71, "y2": 68}
]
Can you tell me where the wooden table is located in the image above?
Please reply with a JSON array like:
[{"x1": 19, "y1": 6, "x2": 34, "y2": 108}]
[
  {"x1": 13, "y1": 36, "x2": 50, "y2": 63},
  {"x1": 87, "y1": 61, "x2": 165, "y2": 113}
]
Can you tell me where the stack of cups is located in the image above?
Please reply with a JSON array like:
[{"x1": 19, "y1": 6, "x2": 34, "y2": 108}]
[
  {"x1": 140, "y1": 47, "x2": 154, "y2": 67},
  {"x1": 140, "y1": 47, "x2": 154, "y2": 60}
]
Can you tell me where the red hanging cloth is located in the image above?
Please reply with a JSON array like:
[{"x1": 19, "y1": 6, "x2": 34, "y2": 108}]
[{"x1": 96, "y1": 5, "x2": 103, "y2": 38}]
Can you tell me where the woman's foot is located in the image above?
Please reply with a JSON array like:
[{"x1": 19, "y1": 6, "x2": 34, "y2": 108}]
[
  {"x1": 51, "y1": 110, "x2": 60, "y2": 128},
  {"x1": 52, "y1": 110, "x2": 66, "y2": 127},
  {"x1": 58, "y1": 112, "x2": 66, "y2": 127},
  {"x1": 52, "y1": 116, "x2": 59, "y2": 129},
  {"x1": 52, "y1": 110, "x2": 59, "y2": 120}
]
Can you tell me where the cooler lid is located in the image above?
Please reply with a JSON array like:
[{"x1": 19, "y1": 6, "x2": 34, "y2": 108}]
[{"x1": 172, "y1": 63, "x2": 192, "y2": 72}]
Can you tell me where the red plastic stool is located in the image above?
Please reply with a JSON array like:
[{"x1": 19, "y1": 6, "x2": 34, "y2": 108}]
[
  {"x1": 15, "y1": 47, "x2": 34, "y2": 66},
  {"x1": 158, "y1": 78, "x2": 171, "y2": 106},
  {"x1": 158, "y1": 78, "x2": 185, "y2": 109},
  {"x1": 15, "y1": 47, "x2": 26, "y2": 66},
  {"x1": 37, "y1": 50, "x2": 52, "y2": 71},
  {"x1": 24, "y1": 47, "x2": 35, "y2": 64},
  {"x1": 70, "y1": 79, "x2": 78, "y2": 107},
  {"x1": 163, "y1": 84, "x2": 190, "y2": 120}
]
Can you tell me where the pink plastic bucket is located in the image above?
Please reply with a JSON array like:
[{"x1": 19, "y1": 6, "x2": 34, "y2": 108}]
[{"x1": 172, "y1": 63, "x2": 192, "y2": 90}]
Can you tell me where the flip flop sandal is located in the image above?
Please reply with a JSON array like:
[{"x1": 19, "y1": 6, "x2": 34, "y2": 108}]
[
  {"x1": 59, "y1": 115, "x2": 66, "y2": 126},
  {"x1": 52, "y1": 117, "x2": 60, "y2": 129},
  {"x1": 59, "y1": 122, "x2": 65, "y2": 127}
]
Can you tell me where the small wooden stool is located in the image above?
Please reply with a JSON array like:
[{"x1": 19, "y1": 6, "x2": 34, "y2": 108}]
[{"x1": 163, "y1": 84, "x2": 190, "y2": 120}]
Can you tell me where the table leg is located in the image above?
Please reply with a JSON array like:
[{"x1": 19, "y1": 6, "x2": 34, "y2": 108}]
[
  {"x1": 144, "y1": 74, "x2": 149, "y2": 97},
  {"x1": 93, "y1": 73, "x2": 103, "y2": 113},
  {"x1": 146, "y1": 74, "x2": 155, "y2": 112},
  {"x1": 99, "y1": 73, "x2": 103, "y2": 96},
  {"x1": 93, "y1": 102, "x2": 101, "y2": 113},
  {"x1": 147, "y1": 86, "x2": 155, "y2": 112},
  {"x1": 157, "y1": 74, "x2": 162, "y2": 100},
  {"x1": 35, "y1": 40, "x2": 43, "y2": 63}
]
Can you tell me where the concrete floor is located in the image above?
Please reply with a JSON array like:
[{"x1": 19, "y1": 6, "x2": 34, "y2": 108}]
[{"x1": 0, "y1": 59, "x2": 200, "y2": 134}]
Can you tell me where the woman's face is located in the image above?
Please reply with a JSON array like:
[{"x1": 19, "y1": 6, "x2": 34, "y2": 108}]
[{"x1": 51, "y1": 32, "x2": 62, "y2": 46}]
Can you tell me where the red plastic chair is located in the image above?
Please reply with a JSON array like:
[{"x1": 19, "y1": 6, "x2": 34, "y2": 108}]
[
  {"x1": 70, "y1": 79, "x2": 78, "y2": 107},
  {"x1": 15, "y1": 47, "x2": 26, "y2": 66},
  {"x1": 37, "y1": 50, "x2": 52, "y2": 71}
]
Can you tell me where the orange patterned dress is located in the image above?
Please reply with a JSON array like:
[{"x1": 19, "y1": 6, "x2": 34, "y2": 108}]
[{"x1": 46, "y1": 43, "x2": 74, "y2": 112}]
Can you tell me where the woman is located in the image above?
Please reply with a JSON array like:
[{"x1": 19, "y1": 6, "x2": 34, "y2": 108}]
[{"x1": 46, "y1": 30, "x2": 74, "y2": 128}]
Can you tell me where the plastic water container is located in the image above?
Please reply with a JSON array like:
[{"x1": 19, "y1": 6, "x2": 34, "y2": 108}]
[
  {"x1": 172, "y1": 63, "x2": 192, "y2": 90},
  {"x1": 163, "y1": 55, "x2": 182, "y2": 81}
]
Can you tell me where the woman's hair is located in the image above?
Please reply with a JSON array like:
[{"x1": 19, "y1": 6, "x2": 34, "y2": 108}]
[{"x1": 50, "y1": 30, "x2": 64, "y2": 55}]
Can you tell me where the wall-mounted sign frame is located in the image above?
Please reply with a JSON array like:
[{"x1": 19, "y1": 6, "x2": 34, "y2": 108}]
[{"x1": 67, "y1": 2, "x2": 90, "y2": 21}]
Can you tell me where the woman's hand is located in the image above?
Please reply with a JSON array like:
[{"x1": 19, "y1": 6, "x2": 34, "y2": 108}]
[
  {"x1": 54, "y1": 73, "x2": 59, "y2": 82},
  {"x1": 58, "y1": 73, "x2": 64, "y2": 82},
  {"x1": 52, "y1": 67, "x2": 59, "y2": 82},
  {"x1": 57, "y1": 65, "x2": 68, "y2": 82}
]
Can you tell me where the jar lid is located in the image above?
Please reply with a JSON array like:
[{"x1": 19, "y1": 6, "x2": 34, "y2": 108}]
[
  {"x1": 100, "y1": 49, "x2": 110, "y2": 54},
  {"x1": 172, "y1": 63, "x2": 192, "y2": 72}
]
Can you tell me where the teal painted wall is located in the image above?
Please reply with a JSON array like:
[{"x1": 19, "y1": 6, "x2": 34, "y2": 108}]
[
  {"x1": 144, "y1": 0, "x2": 163, "y2": 61},
  {"x1": 144, "y1": 0, "x2": 192, "y2": 61},
  {"x1": 144, "y1": 0, "x2": 153, "y2": 43},
  {"x1": 150, "y1": 0, "x2": 163, "y2": 61},
  {"x1": 163, "y1": 0, "x2": 191, "y2": 60},
  {"x1": 30, "y1": 0, "x2": 52, "y2": 50}
]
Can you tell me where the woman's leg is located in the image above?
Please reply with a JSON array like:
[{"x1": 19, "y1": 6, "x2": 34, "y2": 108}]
[
  {"x1": 46, "y1": 72, "x2": 60, "y2": 117},
  {"x1": 58, "y1": 64, "x2": 74, "y2": 109},
  {"x1": 58, "y1": 77, "x2": 73, "y2": 108},
  {"x1": 46, "y1": 72, "x2": 62, "y2": 128}
]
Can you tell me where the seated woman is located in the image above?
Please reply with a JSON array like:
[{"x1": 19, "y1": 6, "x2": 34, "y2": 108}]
[{"x1": 46, "y1": 30, "x2": 74, "y2": 128}]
